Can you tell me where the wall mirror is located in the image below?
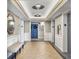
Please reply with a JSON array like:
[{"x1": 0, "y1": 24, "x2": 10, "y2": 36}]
[{"x1": 7, "y1": 14, "x2": 15, "y2": 35}]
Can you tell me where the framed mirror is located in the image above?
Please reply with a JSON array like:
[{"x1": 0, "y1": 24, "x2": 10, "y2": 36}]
[{"x1": 7, "y1": 14, "x2": 15, "y2": 35}]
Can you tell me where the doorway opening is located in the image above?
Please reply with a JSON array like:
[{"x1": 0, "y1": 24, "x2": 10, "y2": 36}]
[{"x1": 31, "y1": 23, "x2": 38, "y2": 39}]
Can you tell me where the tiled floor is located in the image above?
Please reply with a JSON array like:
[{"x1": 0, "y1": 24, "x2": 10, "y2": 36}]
[{"x1": 16, "y1": 42, "x2": 63, "y2": 59}]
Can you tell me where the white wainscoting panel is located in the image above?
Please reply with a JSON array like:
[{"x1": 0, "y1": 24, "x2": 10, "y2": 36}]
[
  {"x1": 44, "y1": 32, "x2": 52, "y2": 41},
  {"x1": 24, "y1": 33, "x2": 31, "y2": 41}
]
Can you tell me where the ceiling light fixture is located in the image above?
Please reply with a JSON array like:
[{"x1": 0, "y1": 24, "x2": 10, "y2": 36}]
[
  {"x1": 34, "y1": 14, "x2": 41, "y2": 17},
  {"x1": 32, "y1": 4, "x2": 45, "y2": 10}
]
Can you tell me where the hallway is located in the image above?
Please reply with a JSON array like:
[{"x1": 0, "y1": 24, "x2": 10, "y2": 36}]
[
  {"x1": 16, "y1": 42, "x2": 63, "y2": 59},
  {"x1": 7, "y1": 0, "x2": 71, "y2": 59}
]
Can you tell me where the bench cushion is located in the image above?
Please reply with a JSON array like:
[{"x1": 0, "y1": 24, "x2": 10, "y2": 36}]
[{"x1": 7, "y1": 42, "x2": 24, "y2": 53}]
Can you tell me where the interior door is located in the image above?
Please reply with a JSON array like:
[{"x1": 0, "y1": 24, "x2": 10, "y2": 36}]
[{"x1": 31, "y1": 23, "x2": 38, "y2": 39}]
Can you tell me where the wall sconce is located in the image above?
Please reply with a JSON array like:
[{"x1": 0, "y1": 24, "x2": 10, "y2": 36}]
[
  {"x1": 40, "y1": 22, "x2": 44, "y2": 26},
  {"x1": 57, "y1": 24, "x2": 61, "y2": 35}
]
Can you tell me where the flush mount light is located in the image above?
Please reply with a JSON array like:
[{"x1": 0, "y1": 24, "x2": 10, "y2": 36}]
[
  {"x1": 34, "y1": 14, "x2": 41, "y2": 17},
  {"x1": 32, "y1": 4, "x2": 45, "y2": 10}
]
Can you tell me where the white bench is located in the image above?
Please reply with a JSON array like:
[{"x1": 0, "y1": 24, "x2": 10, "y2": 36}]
[
  {"x1": 8, "y1": 42, "x2": 22, "y2": 52},
  {"x1": 7, "y1": 42, "x2": 24, "y2": 59}
]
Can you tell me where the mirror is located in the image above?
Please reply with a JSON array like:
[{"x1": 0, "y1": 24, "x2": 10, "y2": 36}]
[{"x1": 7, "y1": 14, "x2": 15, "y2": 35}]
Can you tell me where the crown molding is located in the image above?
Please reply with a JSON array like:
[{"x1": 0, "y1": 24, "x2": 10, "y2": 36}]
[
  {"x1": 46, "y1": 0, "x2": 65, "y2": 20},
  {"x1": 13, "y1": 0, "x2": 29, "y2": 19}
]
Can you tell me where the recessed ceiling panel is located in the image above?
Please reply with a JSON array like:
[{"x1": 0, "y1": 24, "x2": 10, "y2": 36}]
[{"x1": 17, "y1": 0, "x2": 60, "y2": 18}]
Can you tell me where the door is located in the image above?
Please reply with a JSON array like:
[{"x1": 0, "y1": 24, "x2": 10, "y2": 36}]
[{"x1": 31, "y1": 23, "x2": 38, "y2": 39}]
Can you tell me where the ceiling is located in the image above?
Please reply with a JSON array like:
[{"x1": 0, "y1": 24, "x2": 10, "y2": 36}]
[{"x1": 15, "y1": 0, "x2": 61, "y2": 19}]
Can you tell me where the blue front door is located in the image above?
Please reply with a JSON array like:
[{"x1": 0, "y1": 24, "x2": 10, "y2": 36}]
[{"x1": 31, "y1": 23, "x2": 38, "y2": 39}]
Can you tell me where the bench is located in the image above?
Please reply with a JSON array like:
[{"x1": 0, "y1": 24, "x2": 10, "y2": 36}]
[{"x1": 7, "y1": 42, "x2": 24, "y2": 59}]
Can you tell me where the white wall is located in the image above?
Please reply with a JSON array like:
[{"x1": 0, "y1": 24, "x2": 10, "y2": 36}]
[
  {"x1": 19, "y1": 20, "x2": 25, "y2": 43},
  {"x1": 50, "y1": 0, "x2": 70, "y2": 52},
  {"x1": 7, "y1": 19, "x2": 25, "y2": 47},
  {"x1": 7, "y1": 11, "x2": 20, "y2": 47},
  {"x1": 7, "y1": 0, "x2": 26, "y2": 47},
  {"x1": 63, "y1": 14, "x2": 68, "y2": 52},
  {"x1": 51, "y1": 20, "x2": 55, "y2": 42},
  {"x1": 55, "y1": 14, "x2": 67, "y2": 52},
  {"x1": 38, "y1": 23, "x2": 44, "y2": 40},
  {"x1": 44, "y1": 21, "x2": 52, "y2": 41},
  {"x1": 24, "y1": 21, "x2": 31, "y2": 41},
  {"x1": 55, "y1": 15, "x2": 63, "y2": 52}
]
